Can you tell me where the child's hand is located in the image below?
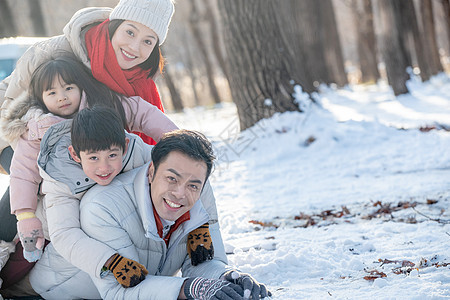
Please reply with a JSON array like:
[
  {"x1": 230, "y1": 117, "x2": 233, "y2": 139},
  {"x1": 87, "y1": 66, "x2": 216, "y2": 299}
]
[
  {"x1": 16, "y1": 213, "x2": 45, "y2": 262},
  {"x1": 107, "y1": 253, "x2": 148, "y2": 287}
]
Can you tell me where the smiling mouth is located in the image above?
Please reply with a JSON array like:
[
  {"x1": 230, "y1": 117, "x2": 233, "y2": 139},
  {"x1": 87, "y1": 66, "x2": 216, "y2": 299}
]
[
  {"x1": 97, "y1": 173, "x2": 112, "y2": 180},
  {"x1": 121, "y1": 49, "x2": 137, "y2": 59},
  {"x1": 164, "y1": 198, "x2": 181, "y2": 208}
]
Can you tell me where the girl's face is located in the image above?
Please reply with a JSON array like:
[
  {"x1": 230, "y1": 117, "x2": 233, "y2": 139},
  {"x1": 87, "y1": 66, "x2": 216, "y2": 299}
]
[
  {"x1": 111, "y1": 20, "x2": 158, "y2": 70},
  {"x1": 42, "y1": 75, "x2": 81, "y2": 118}
]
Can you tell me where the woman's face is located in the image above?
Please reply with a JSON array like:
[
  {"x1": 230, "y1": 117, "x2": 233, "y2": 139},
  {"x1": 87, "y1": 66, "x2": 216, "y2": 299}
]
[{"x1": 111, "y1": 20, "x2": 158, "y2": 70}]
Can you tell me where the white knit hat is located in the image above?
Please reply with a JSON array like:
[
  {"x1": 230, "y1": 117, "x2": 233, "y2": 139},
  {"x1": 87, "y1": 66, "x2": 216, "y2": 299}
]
[{"x1": 109, "y1": 0, "x2": 174, "y2": 45}]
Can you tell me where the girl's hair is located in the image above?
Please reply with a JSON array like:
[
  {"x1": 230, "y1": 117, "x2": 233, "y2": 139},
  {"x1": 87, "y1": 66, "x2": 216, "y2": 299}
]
[
  {"x1": 30, "y1": 54, "x2": 128, "y2": 129},
  {"x1": 108, "y1": 19, "x2": 165, "y2": 79}
]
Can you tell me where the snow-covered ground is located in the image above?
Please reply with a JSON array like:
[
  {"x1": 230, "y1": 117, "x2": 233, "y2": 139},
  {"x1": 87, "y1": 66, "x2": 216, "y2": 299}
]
[
  {"x1": 1, "y1": 75, "x2": 449, "y2": 299},
  {"x1": 169, "y1": 75, "x2": 450, "y2": 299}
]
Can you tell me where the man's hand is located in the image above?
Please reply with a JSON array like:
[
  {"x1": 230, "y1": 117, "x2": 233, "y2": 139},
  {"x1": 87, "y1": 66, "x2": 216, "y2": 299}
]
[
  {"x1": 107, "y1": 253, "x2": 149, "y2": 288},
  {"x1": 17, "y1": 213, "x2": 45, "y2": 262},
  {"x1": 222, "y1": 270, "x2": 271, "y2": 299},
  {"x1": 183, "y1": 277, "x2": 243, "y2": 300}
]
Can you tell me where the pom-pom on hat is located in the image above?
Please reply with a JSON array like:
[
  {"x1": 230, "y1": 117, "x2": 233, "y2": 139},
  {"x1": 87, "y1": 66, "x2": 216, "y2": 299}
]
[{"x1": 109, "y1": 0, "x2": 174, "y2": 45}]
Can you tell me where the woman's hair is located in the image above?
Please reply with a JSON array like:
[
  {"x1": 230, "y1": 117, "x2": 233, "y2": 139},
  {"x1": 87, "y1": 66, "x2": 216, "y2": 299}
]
[
  {"x1": 29, "y1": 54, "x2": 128, "y2": 129},
  {"x1": 108, "y1": 19, "x2": 165, "y2": 79}
]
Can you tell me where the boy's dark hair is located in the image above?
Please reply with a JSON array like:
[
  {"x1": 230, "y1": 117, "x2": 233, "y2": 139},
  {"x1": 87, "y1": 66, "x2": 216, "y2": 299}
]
[
  {"x1": 109, "y1": 19, "x2": 165, "y2": 79},
  {"x1": 151, "y1": 130, "x2": 215, "y2": 182},
  {"x1": 71, "y1": 106, "x2": 126, "y2": 157},
  {"x1": 30, "y1": 54, "x2": 129, "y2": 129}
]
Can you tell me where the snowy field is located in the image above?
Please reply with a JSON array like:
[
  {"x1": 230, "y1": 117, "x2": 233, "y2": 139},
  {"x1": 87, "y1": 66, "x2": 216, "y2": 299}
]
[
  {"x1": 1, "y1": 75, "x2": 449, "y2": 299},
  {"x1": 169, "y1": 75, "x2": 450, "y2": 299}
]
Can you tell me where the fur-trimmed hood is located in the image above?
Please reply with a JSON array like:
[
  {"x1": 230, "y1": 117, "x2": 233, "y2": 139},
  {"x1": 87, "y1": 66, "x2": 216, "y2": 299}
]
[{"x1": 0, "y1": 100, "x2": 60, "y2": 149}]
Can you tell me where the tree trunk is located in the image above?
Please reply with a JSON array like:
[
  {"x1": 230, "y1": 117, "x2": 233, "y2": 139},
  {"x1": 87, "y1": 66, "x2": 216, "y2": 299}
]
[
  {"x1": 28, "y1": 0, "x2": 46, "y2": 36},
  {"x1": 300, "y1": 1, "x2": 330, "y2": 86},
  {"x1": 162, "y1": 65, "x2": 184, "y2": 112},
  {"x1": 396, "y1": 0, "x2": 431, "y2": 81},
  {"x1": 374, "y1": 0, "x2": 409, "y2": 96},
  {"x1": 392, "y1": 1, "x2": 412, "y2": 67},
  {"x1": 203, "y1": 0, "x2": 231, "y2": 85},
  {"x1": 0, "y1": 0, "x2": 17, "y2": 37},
  {"x1": 420, "y1": 0, "x2": 444, "y2": 75},
  {"x1": 353, "y1": 0, "x2": 380, "y2": 83},
  {"x1": 319, "y1": 0, "x2": 348, "y2": 87},
  {"x1": 189, "y1": 0, "x2": 221, "y2": 104},
  {"x1": 218, "y1": 0, "x2": 301, "y2": 130},
  {"x1": 442, "y1": 0, "x2": 450, "y2": 55},
  {"x1": 277, "y1": 1, "x2": 316, "y2": 93}
]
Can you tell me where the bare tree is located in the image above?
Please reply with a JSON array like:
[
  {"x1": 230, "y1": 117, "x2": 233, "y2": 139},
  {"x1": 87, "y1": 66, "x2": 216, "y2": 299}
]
[
  {"x1": 320, "y1": 0, "x2": 348, "y2": 87},
  {"x1": 374, "y1": 0, "x2": 409, "y2": 95},
  {"x1": 203, "y1": 0, "x2": 230, "y2": 84},
  {"x1": 352, "y1": 0, "x2": 380, "y2": 83},
  {"x1": 162, "y1": 65, "x2": 184, "y2": 112},
  {"x1": 0, "y1": 0, "x2": 17, "y2": 37},
  {"x1": 189, "y1": 0, "x2": 221, "y2": 104},
  {"x1": 442, "y1": 0, "x2": 450, "y2": 55},
  {"x1": 180, "y1": 33, "x2": 202, "y2": 107},
  {"x1": 279, "y1": 1, "x2": 346, "y2": 90},
  {"x1": 28, "y1": 0, "x2": 46, "y2": 36},
  {"x1": 293, "y1": 1, "x2": 330, "y2": 88},
  {"x1": 395, "y1": 0, "x2": 431, "y2": 81},
  {"x1": 420, "y1": 0, "x2": 444, "y2": 75},
  {"x1": 218, "y1": 0, "x2": 301, "y2": 130}
]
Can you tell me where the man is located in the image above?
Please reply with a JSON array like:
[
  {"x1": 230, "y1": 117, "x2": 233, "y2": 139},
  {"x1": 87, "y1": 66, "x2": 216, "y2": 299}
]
[{"x1": 78, "y1": 129, "x2": 270, "y2": 299}]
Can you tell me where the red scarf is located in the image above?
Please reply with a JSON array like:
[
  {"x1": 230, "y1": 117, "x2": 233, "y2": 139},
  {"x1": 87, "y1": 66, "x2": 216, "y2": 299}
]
[
  {"x1": 85, "y1": 20, "x2": 163, "y2": 145},
  {"x1": 153, "y1": 206, "x2": 190, "y2": 246}
]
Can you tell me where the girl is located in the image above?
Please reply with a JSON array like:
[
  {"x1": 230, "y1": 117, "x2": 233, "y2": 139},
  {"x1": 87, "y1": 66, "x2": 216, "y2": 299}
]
[{"x1": 0, "y1": 55, "x2": 178, "y2": 290}]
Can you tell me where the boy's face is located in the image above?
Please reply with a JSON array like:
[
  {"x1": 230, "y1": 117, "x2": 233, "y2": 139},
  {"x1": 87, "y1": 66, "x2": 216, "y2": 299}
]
[
  {"x1": 69, "y1": 140, "x2": 128, "y2": 186},
  {"x1": 148, "y1": 151, "x2": 207, "y2": 222}
]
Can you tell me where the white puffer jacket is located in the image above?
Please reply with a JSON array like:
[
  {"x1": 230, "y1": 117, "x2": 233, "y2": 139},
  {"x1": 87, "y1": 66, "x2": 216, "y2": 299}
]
[
  {"x1": 31, "y1": 161, "x2": 228, "y2": 300},
  {"x1": 80, "y1": 163, "x2": 229, "y2": 300}
]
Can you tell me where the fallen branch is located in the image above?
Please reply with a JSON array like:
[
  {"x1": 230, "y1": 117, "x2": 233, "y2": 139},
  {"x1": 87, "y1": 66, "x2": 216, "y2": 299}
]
[{"x1": 412, "y1": 207, "x2": 450, "y2": 224}]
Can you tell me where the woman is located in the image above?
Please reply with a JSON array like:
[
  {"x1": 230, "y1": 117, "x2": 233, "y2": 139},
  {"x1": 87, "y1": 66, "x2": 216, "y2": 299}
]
[
  {"x1": 2, "y1": 0, "x2": 174, "y2": 145},
  {"x1": 0, "y1": 0, "x2": 174, "y2": 243}
]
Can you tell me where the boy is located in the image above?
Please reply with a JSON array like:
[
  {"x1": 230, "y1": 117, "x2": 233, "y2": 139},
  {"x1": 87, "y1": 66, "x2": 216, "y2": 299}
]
[{"x1": 29, "y1": 106, "x2": 219, "y2": 299}]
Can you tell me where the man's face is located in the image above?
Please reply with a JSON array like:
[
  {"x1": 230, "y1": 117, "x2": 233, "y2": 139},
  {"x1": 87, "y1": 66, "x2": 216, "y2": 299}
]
[
  {"x1": 148, "y1": 151, "x2": 207, "y2": 221},
  {"x1": 69, "y1": 141, "x2": 128, "y2": 186}
]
